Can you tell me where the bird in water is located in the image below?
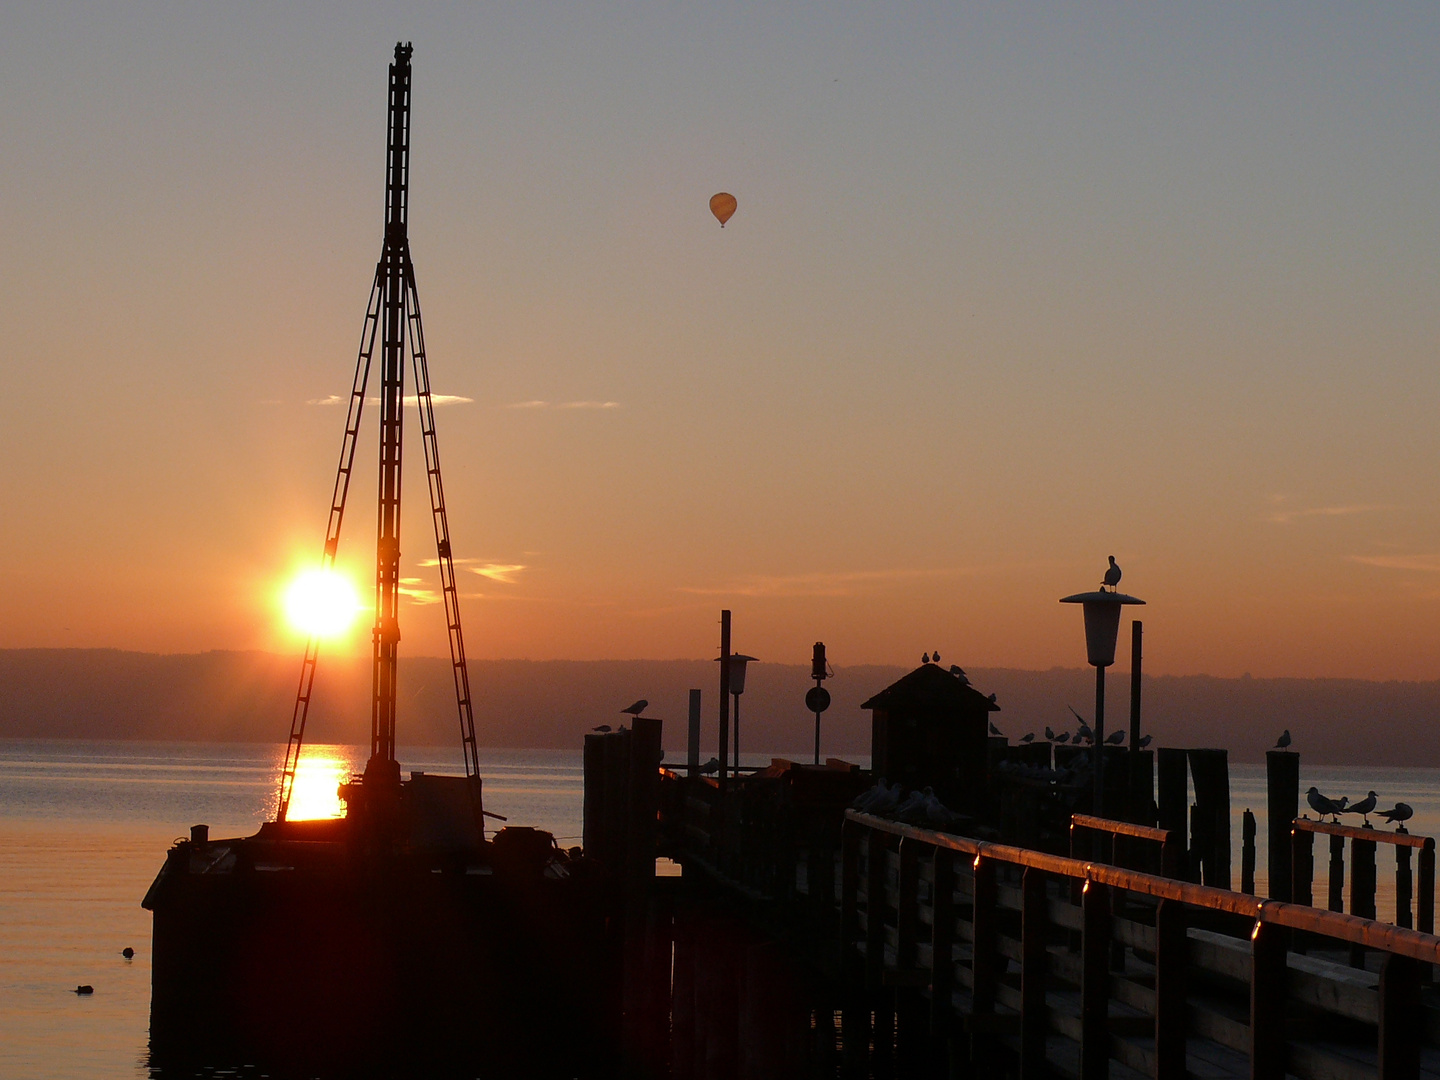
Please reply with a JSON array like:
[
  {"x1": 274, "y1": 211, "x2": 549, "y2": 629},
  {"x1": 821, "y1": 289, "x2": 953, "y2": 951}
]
[
  {"x1": 621, "y1": 699, "x2": 648, "y2": 717},
  {"x1": 1019, "y1": 732, "x2": 1035, "y2": 744},
  {"x1": 592, "y1": 725, "x2": 612, "y2": 733},
  {"x1": 1379, "y1": 803, "x2": 1414, "y2": 827},
  {"x1": 1306, "y1": 787, "x2": 1344, "y2": 821},
  {"x1": 1137, "y1": 734, "x2": 1153, "y2": 749},
  {"x1": 1103, "y1": 555, "x2": 1122, "y2": 589},
  {"x1": 1275, "y1": 729, "x2": 1292, "y2": 751},
  {"x1": 1345, "y1": 791, "x2": 1378, "y2": 824},
  {"x1": 1105, "y1": 730, "x2": 1125, "y2": 745}
]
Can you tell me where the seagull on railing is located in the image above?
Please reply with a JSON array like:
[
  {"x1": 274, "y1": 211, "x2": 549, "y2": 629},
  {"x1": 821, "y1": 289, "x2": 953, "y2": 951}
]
[
  {"x1": 1054, "y1": 731, "x2": 1070, "y2": 744},
  {"x1": 1137, "y1": 734, "x2": 1153, "y2": 749},
  {"x1": 1379, "y1": 803, "x2": 1414, "y2": 827},
  {"x1": 1105, "y1": 730, "x2": 1125, "y2": 745},
  {"x1": 1020, "y1": 732, "x2": 1035, "y2": 744},
  {"x1": 1345, "y1": 791, "x2": 1378, "y2": 824},
  {"x1": 1306, "y1": 787, "x2": 1344, "y2": 822}
]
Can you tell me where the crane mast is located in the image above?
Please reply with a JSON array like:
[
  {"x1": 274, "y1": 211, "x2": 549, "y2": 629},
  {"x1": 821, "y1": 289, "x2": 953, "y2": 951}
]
[{"x1": 276, "y1": 42, "x2": 481, "y2": 827}]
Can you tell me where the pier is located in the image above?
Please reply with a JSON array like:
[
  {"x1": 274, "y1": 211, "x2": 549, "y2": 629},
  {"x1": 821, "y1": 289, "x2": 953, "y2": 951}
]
[{"x1": 583, "y1": 662, "x2": 1440, "y2": 1080}]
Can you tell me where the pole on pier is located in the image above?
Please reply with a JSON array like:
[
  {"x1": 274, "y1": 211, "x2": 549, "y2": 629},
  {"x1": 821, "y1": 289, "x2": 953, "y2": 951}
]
[
  {"x1": 1128, "y1": 620, "x2": 1143, "y2": 819},
  {"x1": 687, "y1": 689, "x2": 702, "y2": 779},
  {"x1": 1093, "y1": 665, "x2": 1105, "y2": 816},
  {"x1": 718, "y1": 610, "x2": 731, "y2": 791},
  {"x1": 1266, "y1": 748, "x2": 1299, "y2": 901}
]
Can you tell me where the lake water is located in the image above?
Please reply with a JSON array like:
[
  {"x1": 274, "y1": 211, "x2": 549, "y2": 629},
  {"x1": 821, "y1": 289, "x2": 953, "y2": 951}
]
[{"x1": 2, "y1": 740, "x2": 1438, "y2": 1078}]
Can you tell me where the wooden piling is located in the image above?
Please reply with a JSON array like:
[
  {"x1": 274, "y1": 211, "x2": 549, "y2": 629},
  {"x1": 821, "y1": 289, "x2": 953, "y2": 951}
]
[
  {"x1": 687, "y1": 688, "x2": 702, "y2": 778},
  {"x1": 583, "y1": 732, "x2": 605, "y2": 858},
  {"x1": 1265, "y1": 748, "x2": 1300, "y2": 901},
  {"x1": 629, "y1": 716, "x2": 663, "y2": 886},
  {"x1": 1241, "y1": 809, "x2": 1256, "y2": 895},
  {"x1": 1188, "y1": 748, "x2": 1230, "y2": 889},
  {"x1": 1156, "y1": 748, "x2": 1188, "y2": 853}
]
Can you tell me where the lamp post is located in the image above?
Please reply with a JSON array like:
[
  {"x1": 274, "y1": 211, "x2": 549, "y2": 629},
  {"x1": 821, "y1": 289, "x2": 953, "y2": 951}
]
[
  {"x1": 1061, "y1": 585, "x2": 1144, "y2": 817},
  {"x1": 727, "y1": 654, "x2": 758, "y2": 771}
]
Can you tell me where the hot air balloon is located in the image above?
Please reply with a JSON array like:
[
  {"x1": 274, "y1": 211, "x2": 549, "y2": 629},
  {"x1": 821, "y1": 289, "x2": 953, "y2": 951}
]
[{"x1": 710, "y1": 192, "x2": 737, "y2": 228}]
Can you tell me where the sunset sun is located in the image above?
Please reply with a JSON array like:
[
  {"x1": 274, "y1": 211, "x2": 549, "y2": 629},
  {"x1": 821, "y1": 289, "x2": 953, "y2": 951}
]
[{"x1": 283, "y1": 568, "x2": 362, "y2": 638}]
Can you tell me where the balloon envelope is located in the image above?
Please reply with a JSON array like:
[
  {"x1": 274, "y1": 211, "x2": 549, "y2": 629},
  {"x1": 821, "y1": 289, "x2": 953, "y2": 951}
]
[{"x1": 709, "y1": 192, "x2": 737, "y2": 227}]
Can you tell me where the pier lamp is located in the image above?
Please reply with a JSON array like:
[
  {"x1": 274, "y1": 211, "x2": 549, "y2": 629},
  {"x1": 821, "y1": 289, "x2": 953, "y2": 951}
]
[
  {"x1": 1060, "y1": 587, "x2": 1144, "y2": 816},
  {"x1": 727, "y1": 655, "x2": 758, "y2": 771}
]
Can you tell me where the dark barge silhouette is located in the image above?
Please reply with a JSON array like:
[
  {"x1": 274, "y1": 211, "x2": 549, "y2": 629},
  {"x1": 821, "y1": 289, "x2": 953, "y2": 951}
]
[{"x1": 143, "y1": 44, "x2": 613, "y2": 1076}]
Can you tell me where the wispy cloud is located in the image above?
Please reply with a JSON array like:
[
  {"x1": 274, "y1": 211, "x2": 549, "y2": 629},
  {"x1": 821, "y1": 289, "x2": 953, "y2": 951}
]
[
  {"x1": 1350, "y1": 554, "x2": 1440, "y2": 573},
  {"x1": 1266, "y1": 504, "x2": 1389, "y2": 524},
  {"x1": 398, "y1": 577, "x2": 441, "y2": 604},
  {"x1": 307, "y1": 394, "x2": 473, "y2": 406},
  {"x1": 679, "y1": 566, "x2": 983, "y2": 599},
  {"x1": 469, "y1": 563, "x2": 527, "y2": 584},
  {"x1": 506, "y1": 400, "x2": 550, "y2": 409},
  {"x1": 505, "y1": 400, "x2": 621, "y2": 410}
]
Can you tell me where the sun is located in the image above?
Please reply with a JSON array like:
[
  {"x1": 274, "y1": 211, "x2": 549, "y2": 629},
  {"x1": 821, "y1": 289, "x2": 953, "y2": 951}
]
[{"x1": 283, "y1": 568, "x2": 362, "y2": 638}]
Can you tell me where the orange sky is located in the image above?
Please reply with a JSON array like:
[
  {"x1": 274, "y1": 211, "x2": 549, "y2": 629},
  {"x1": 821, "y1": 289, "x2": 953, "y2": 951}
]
[{"x1": 2, "y1": 6, "x2": 1438, "y2": 680}]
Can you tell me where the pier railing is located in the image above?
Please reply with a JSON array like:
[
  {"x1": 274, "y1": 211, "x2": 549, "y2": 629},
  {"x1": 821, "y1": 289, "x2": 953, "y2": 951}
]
[
  {"x1": 1292, "y1": 817, "x2": 1436, "y2": 932},
  {"x1": 839, "y1": 809, "x2": 1440, "y2": 1080}
]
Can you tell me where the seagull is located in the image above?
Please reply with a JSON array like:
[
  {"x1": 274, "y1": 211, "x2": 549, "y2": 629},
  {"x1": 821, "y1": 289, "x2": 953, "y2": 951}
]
[
  {"x1": 1076, "y1": 723, "x2": 1094, "y2": 744},
  {"x1": 1306, "y1": 787, "x2": 1343, "y2": 822},
  {"x1": 591, "y1": 725, "x2": 612, "y2": 733},
  {"x1": 987, "y1": 692, "x2": 998, "y2": 705},
  {"x1": 699, "y1": 757, "x2": 720, "y2": 774},
  {"x1": 1054, "y1": 731, "x2": 1070, "y2": 744},
  {"x1": 893, "y1": 788, "x2": 928, "y2": 823},
  {"x1": 1103, "y1": 555, "x2": 1122, "y2": 589},
  {"x1": 1105, "y1": 730, "x2": 1125, "y2": 745},
  {"x1": 1044, "y1": 726, "x2": 1057, "y2": 741},
  {"x1": 1137, "y1": 734, "x2": 1153, "y2": 749},
  {"x1": 621, "y1": 699, "x2": 648, "y2": 717},
  {"x1": 989, "y1": 722, "x2": 1002, "y2": 736},
  {"x1": 1379, "y1": 803, "x2": 1414, "y2": 826},
  {"x1": 1275, "y1": 729, "x2": 1291, "y2": 751},
  {"x1": 1345, "y1": 791, "x2": 1378, "y2": 824},
  {"x1": 949, "y1": 665, "x2": 970, "y2": 685},
  {"x1": 1020, "y1": 732, "x2": 1035, "y2": 744},
  {"x1": 932, "y1": 650, "x2": 941, "y2": 663},
  {"x1": 922, "y1": 652, "x2": 930, "y2": 664}
]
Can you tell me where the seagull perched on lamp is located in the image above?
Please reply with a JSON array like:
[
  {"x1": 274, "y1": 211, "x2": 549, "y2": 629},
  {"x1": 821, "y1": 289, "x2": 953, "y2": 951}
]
[{"x1": 1103, "y1": 556, "x2": 1122, "y2": 590}]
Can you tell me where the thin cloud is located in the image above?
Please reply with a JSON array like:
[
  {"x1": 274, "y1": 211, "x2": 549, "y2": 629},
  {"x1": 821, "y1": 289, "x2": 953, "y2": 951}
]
[
  {"x1": 469, "y1": 563, "x2": 527, "y2": 584},
  {"x1": 398, "y1": 577, "x2": 441, "y2": 604},
  {"x1": 506, "y1": 400, "x2": 550, "y2": 409},
  {"x1": 505, "y1": 400, "x2": 621, "y2": 410},
  {"x1": 679, "y1": 566, "x2": 985, "y2": 599},
  {"x1": 1350, "y1": 554, "x2": 1440, "y2": 573},
  {"x1": 308, "y1": 394, "x2": 473, "y2": 406},
  {"x1": 1266, "y1": 504, "x2": 1389, "y2": 525}
]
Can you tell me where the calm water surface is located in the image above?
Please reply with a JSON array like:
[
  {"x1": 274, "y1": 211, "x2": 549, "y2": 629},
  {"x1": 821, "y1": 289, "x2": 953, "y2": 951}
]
[{"x1": 3, "y1": 741, "x2": 1439, "y2": 1078}]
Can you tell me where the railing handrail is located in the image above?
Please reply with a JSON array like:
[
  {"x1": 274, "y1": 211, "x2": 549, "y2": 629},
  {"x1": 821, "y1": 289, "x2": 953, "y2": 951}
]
[
  {"x1": 847, "y1": 810, "x2": 1440, "y2": 963},
  {"x1": 1070, "y1": 813, "x2": 1174, "y2": 844},
  {"x1": 1292, "y1": 816, "x2": 1433, "y2": 849}
]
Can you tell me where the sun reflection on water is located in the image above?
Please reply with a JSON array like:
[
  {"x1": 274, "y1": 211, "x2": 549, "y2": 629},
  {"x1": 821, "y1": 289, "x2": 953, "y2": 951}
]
[{"x1": 286, "y1": 750, "x2": 351, "y2": 820}]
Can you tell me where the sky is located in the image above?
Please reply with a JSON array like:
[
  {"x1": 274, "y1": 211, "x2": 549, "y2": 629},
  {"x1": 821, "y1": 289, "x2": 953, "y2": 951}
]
[{"x1": 1, "y1": 3, "x2": 1438, "y2": 680}]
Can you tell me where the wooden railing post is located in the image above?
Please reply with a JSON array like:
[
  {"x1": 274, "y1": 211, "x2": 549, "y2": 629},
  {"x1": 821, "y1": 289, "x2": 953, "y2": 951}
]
[
  {"x1": 971, "y1": 855, "x2": 997, "y2": 1015},
  {"x1": 1397, "y1": 844, "x2": 1413, "y2": 929},
  {"x1": 1154, "y1": 898, "x2": 1188, "y2": 1080},
  {"x1": 840, "y1": 821, "x2": 860, "y2": 978},
  {"x1": 1378, "y1": 953, "x2": 1422, "y2": 1080},
  {"x1": 1292, "y1": 826, "x2": 1314, "y2": 907},
  {"x1": 1328, "y1": 834, "x2": 1346, "y2": 912},
  {"x1": 896, "y1": 837, "x2": 920, "y2": 973},
  {"x1": 1351, "y1": 835, "x2": 1378, "y2": 968},
  {"x1": 929, "y1": 849, "x2": 955, "y2": 1038},
  {"x1": 1080, "y1": 879, "x2": 1111, "y2": 1080},
  {"x1": 1019, "y1": 867, "x2": 1048, "y2": 1080},
  {"x1": 865, "y1": 829, "x2": 887, "y2": 990},
  {"x1": 1250, "y1": 918, "x2": 1288, "y2": 1080},
  {"x1": 1418, "y1": 838, "x2": 1434, "y2": 935}
]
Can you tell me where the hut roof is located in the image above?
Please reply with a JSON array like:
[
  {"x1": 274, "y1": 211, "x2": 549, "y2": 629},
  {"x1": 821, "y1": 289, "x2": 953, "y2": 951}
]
[{"x1": 860, "y1": 663, "x2": 1001, "y2": 713}]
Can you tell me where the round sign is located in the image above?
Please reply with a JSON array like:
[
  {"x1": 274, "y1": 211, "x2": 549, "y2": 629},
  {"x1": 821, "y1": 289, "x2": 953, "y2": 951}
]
[{"x1": 805, "y1": 686, "x2": 832, "y2": 714}]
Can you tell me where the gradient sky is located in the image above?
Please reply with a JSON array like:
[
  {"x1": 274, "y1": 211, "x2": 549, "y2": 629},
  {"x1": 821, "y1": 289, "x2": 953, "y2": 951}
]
[{"x1": 2, "y1": 4, "x2": 1439, "y2": 680}]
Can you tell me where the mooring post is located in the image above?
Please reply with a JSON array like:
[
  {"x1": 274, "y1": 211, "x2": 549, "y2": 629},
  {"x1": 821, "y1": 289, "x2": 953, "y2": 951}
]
[
  {"x1": 1156, "y1": 748, "x2": 1188, "y2": 861},
  {"x1": 629, "y1": 716, "x2": 663, "y2": 887},
  {"x1": 686, "y1": 689, "x2": 702, "y2": 779},
  {"x1": 583, "y1": 731, "x2": 605, "y2": 858},
  {"x1": 1241, "y1": 809, "x2": 1256, "y2": 895},
  {"x1": 1188, "y1": 748, "x2": 1230, "y2": 889},
  {"x1": 1265, "y1": 748, "x2": 1299, "y2": 901}
]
